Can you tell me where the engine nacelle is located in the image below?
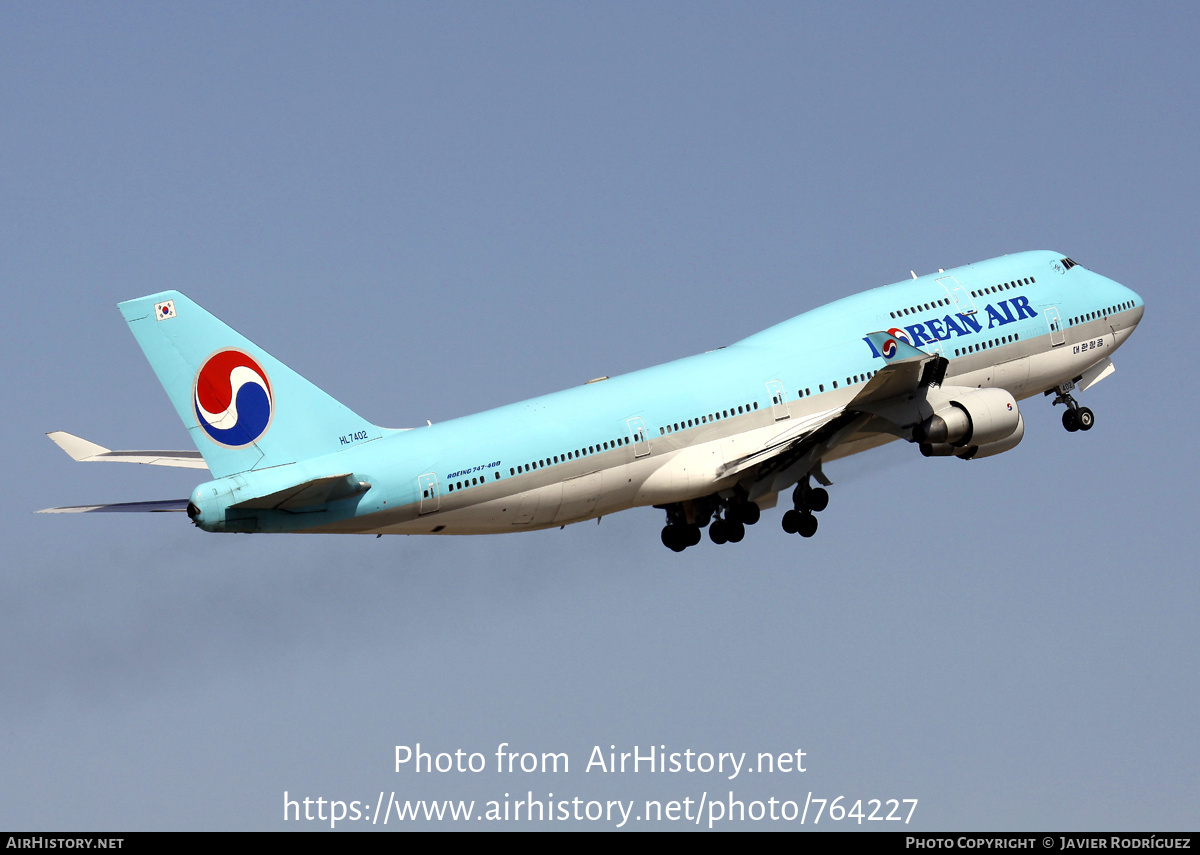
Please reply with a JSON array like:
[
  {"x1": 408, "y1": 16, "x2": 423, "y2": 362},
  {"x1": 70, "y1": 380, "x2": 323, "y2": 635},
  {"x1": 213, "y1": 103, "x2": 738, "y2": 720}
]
[
  {"x1": 955, "y1": 411, "x2": 1025, "y2": 459},
  {"x1": 913, "y1": 388, "x2": 1020, "y2": 448},
  {"x1": 921, "y1": 411, "x2": 1025, "y2": 459}
]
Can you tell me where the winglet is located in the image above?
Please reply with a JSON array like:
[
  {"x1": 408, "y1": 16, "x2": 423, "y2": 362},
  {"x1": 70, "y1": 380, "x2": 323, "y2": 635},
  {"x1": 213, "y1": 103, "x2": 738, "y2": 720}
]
[{"x1": 863, "y1": 331, "x2": 929, "y2": 362}]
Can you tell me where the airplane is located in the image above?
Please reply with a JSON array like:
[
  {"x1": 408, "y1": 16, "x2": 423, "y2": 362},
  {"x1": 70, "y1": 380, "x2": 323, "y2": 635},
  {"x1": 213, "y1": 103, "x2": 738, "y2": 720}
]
[{"x1": 40, "y1": 250, "x2": 1143, "y2": 551}]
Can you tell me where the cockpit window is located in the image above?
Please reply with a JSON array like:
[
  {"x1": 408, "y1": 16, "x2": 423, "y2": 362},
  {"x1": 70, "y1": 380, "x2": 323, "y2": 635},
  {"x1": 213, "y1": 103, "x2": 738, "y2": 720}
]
[{"x1": 1061, "y1": 257, "x2": 1080, "y2": 270}]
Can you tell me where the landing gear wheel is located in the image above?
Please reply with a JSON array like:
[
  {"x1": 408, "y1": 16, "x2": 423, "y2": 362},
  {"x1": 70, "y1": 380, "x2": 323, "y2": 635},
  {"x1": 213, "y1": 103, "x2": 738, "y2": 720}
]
[
  {"x1": 782, "y1": 509, "x2": 800, "y2": 534},
  {"x1": 709, "y1": 521, "x2": 729, "y2": 545},
  {"x1": 661, "y1": 526, "x2": 686, "y2": 552},
  {"x1": 740, "y1": 502, "x2": 761, "y2": 526},
  {"x1": 727, "y1": 520, "x2": 746, "y2": 543},
  {"x1": 797, "y1": 512, "x2": 818, "y2": 538},
  {"x1": 1053, "y1": 384, "x2": 1094, "y2": 434},
  {"x1": 794, "y1": 483, "x2": 830, "y2": 513}
]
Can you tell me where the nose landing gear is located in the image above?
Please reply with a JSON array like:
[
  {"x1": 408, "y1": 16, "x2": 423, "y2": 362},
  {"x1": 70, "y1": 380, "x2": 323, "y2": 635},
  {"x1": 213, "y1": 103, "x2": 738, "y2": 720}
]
[{"x1": 1051, "y1": 382, "x2": 1095, "y2": 433}]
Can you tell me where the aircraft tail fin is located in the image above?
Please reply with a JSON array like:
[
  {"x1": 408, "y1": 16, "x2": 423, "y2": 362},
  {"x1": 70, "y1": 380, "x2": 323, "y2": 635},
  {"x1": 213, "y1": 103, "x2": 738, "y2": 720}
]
[{"x1": 119, "y1": 292, "x2": 385, "y2": 479}]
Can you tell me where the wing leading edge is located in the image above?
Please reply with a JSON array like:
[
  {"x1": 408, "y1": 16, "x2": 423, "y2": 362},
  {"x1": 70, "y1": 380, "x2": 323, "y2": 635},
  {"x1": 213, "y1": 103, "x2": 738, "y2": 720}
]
[{"x1": 724, "y1": 332, "x2": 945, "y2": 492}]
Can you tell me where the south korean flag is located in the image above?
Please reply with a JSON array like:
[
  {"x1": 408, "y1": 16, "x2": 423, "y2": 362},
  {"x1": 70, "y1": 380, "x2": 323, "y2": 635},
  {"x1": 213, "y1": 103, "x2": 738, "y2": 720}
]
[{"x1": 155, "y1": 300, "x2": 177, "y2": 321}]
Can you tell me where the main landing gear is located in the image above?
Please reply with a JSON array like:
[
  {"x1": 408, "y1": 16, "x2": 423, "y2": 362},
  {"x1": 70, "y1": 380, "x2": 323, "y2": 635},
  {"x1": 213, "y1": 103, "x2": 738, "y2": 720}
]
[
  {"x1": 660, "y1": 503, "x2": 701, "y2": 552},
  {"x1": 658, "y1": 480, "x2": 830, "y2": 551},
  {"x1": 1050, "y1": 382, "x2": 1095, "y2": 433},
  {"x1": 659, "y1": 496, "x2": 761, "y2": 552},
  {"x1": 781, "y1": 480, "x2": 828, "y2": 538},
  {"x1": 660, "y1": 520, "x2": 701, "y2": 552},
  {"x1": 708, "y1": 498, "x2": 759, "y2": 545}
]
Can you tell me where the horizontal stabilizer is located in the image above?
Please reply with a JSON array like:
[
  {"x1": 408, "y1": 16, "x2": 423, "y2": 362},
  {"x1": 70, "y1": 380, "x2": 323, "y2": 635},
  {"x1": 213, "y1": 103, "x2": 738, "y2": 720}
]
[
  {"x1": 230, "y1": 473, "x2": 371, "y2": 510},
  {"x1": 37, "y1": 499, "x2": 190, "y2": 514},
  {"x1": 47, "y1": 431, "x2": 209, "y2": 470}
]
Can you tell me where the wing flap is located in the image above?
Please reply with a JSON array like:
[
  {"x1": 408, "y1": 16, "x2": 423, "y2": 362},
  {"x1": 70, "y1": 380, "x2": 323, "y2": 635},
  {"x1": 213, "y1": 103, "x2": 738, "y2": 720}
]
[{"x1": 717, "y1": 408, "x2": 843, "y2": 478}]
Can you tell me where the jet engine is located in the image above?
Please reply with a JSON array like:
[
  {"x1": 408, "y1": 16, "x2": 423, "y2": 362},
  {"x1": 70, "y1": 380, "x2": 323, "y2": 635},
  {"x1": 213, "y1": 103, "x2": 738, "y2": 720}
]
[
  {"x1": 913, "y1": 388, "x2": 1022, "y2": 455},
  {"x1": 919, "y1": 411, "x2": 1024, "y2": 459}
]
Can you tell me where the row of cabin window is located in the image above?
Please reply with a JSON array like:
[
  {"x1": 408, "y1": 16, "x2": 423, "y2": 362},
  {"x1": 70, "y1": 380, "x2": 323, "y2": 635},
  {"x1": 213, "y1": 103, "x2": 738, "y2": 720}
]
[
  {"x1": 435, "y1": 322, "x2": 1052, "y2": 495},
  {"x1": 446, "y1": 472, "x2": 502, "y2": 493},
  {"x1": 954, "y1": 333, "x2": 1020, "y2": 357},
  {"x1": 887, "y1": 276, "x2": 1035, "y2": 320},
  {"x1": 507, "y1": 437, "x2": 632, "y2": 478},
  {"x1": 1071, "y1": 300, "x2": 1135, "y2": 327},
  {"x1": 971, "y1": 277, "x2": 1033, "y2": 299},
  {"x1": 658, "y1": 402, "x2": 758, "y2": 436},
  {"x1": 442, "y1": 285, "x2": 1114, "y2": 498},
  {"x1": 795, "y1": 369, "x2": 880, "y2": 398},
  {"x1": 891, "y1": 297, "x2": 950, "y2": 319}
]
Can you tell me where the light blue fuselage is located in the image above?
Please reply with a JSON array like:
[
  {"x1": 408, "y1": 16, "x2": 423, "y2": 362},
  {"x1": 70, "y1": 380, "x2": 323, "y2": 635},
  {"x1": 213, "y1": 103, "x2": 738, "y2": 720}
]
[{"x1": 187, "y1": 250, "x2": 1142, "y2": 535}]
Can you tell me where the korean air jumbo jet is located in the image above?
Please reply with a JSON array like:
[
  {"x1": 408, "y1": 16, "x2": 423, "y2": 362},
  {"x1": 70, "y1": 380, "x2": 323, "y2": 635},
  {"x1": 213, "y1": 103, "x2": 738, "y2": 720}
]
[{"x1": 41, "y1": 250, "x2": 1143, "y2": 551}]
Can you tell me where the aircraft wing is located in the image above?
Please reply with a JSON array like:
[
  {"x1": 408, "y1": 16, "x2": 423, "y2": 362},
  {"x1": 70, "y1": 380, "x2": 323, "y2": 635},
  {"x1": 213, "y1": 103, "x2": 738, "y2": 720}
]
[
  {"x1": 717, "y1": 407, "x2": 849, "y2": 479},
  {"x1": 46, "y1": 431, "x2": 209, "y2": 470},
  {"x1": 722, "y1": 332, "x2": 944, "y2": 486}
]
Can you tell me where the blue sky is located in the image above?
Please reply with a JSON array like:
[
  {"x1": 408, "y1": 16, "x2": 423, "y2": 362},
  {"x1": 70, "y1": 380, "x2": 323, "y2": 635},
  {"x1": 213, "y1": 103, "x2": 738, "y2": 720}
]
[{"x1": 3, "y1": 2, "x2": 1197, "y2": 830}]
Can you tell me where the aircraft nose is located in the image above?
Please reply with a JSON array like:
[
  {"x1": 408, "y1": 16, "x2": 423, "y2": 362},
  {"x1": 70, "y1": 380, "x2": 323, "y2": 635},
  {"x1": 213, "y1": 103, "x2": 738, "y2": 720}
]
[
  {"x1": 1124, "y1": 286, "x2": 1145, "y2": 330},
  {"x1": 1110, "y1": 279, "x2": 1145, "y2": 341}
]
